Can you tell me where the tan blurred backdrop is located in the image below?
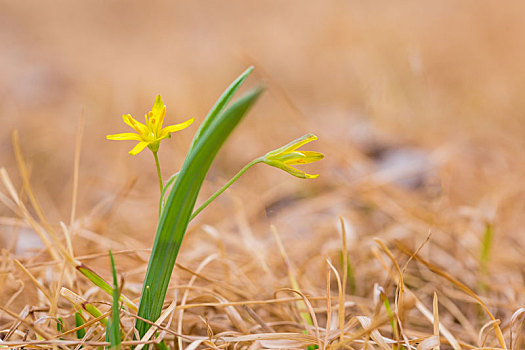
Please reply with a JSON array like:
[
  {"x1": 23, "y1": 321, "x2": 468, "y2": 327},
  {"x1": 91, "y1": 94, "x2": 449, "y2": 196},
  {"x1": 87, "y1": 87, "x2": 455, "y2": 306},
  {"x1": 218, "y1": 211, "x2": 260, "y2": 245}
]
[{"x1": 2, "y1": 0, "x2": 525, "y2": 247}]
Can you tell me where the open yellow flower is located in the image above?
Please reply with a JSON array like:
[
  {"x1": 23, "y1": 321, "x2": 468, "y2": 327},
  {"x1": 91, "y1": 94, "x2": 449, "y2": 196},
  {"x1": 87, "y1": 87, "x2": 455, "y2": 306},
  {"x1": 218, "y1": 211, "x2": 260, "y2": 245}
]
[
  {"x1": 107, "y1": 95, "x2": 194, "y2": 155},
  {"x1": 262, "y1": 133, "x2": 324, "y2": 179}
]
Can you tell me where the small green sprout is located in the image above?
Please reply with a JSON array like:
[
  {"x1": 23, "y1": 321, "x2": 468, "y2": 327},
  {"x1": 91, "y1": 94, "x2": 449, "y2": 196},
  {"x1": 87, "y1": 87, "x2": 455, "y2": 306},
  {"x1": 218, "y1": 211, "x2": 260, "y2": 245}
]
[
  {"x1": 106, "y1": 250, "x2": 121, "y2": 350},
  {"x1": 74, "y1": 312, "x2": 86, "y2": 339}
]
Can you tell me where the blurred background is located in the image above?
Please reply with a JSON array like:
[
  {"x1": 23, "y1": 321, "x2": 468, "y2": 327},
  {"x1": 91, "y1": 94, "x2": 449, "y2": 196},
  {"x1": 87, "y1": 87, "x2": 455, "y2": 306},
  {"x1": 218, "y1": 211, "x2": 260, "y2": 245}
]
[{"x1": 2, "y1": 0, "x2": 525, "y2": 282}]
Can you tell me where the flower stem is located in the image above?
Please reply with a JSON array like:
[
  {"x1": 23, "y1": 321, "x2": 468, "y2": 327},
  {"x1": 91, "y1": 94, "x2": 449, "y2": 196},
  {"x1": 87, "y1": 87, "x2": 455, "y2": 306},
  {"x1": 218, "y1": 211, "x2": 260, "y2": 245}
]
[
  {"x1": 190, "y1": 157, "x2": 263, "y2": 221},
  {"x1": 153, "y1": 151, "x2": 163, "y2": 194}
]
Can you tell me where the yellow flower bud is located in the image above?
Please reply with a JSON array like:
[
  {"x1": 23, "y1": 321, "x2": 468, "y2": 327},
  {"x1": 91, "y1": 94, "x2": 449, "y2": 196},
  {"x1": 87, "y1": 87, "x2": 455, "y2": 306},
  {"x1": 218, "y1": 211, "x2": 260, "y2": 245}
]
[{"x1": 262, "y1": 134, "x2": 324, "y2": 179}]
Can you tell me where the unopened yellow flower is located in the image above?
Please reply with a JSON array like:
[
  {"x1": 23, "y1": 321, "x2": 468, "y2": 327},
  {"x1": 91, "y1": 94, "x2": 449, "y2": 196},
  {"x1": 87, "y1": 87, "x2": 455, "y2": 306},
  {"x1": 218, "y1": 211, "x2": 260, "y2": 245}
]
[
  {"x1": 262, "y1": 133, "x2": 324, "y2": 179},
  {"x1": 107, "y1": 95, "x2": 194, "y2": 155}
]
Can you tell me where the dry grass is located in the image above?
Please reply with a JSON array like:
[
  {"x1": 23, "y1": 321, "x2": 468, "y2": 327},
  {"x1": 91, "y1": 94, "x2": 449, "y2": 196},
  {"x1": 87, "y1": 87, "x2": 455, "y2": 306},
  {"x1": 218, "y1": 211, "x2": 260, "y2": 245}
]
[{"x1": 2, "y1": 1, "x2": 525, "y2": 349}]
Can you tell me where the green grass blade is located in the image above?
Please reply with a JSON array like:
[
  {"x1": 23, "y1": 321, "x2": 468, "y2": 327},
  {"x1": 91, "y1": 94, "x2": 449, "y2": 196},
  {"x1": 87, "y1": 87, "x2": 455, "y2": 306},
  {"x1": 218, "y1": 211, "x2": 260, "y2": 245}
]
[
  {"x1": 107, "y1": 250, "x2": 121, "y2": 349},
  {"x1": 75, "y1": 312, "x2": 86, "y2": 339},
  {"x1": 478, "y1": 222, "x2": 494, "y2": 292},
  {"x1": 77, "y1": 263, "x2": 137, "y2": 311},
  {"x1": 84, "y1": 302, "x2": 107, "y2": 327},
  {"x1": 340, "y1": 251, "x2": 356, "y2": 294},
  {"x1": 56, "y1": 317, "x2": 64, "y2": 332},
  {"x1": 156, "y1": 341, "x2": 169, "y2": 350},
  {"x1": 77, "y1": 263, "x2": 112, "y2": 294},
  {"x1": 480, "y1": 222, "x2": 494, "y2": 273},
  {"x1": 187, "y1": 66, "x2": 253, "y2": 154},
  {"x1": 135, "y1": 86, "x2": 264, "y2": 338}
]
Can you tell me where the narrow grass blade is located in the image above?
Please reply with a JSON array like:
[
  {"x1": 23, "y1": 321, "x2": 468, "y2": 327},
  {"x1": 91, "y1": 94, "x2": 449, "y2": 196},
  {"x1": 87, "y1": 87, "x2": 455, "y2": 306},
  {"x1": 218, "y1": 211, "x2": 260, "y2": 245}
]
[
  {"x1": 480, "y1": 222, "x2": 494, "y2": 275},
  {"x1": 56, "y1": 318, "x2": 65, "y2": 341},
  {"x1": 77, "y1": 263, "x2": 137, "y2": 311},
  {"x1": 478, "y1": 222, "x2": 494, "y2": 292},
  {"x1": 75, "y1": 312, "x2": 86, "y2": 339},
  {"x1": 56, "y1": 317, "x2": 64, "y2": 333},
  {"x1": 84, "y1": 303, "x2": 107, "y2": 327},
  {"x1": 380, "y1": 292, "x2": 398, "y2": 343},
  {"x1": 136, "y1": 86, "x2": 264, "y2": 338},
  {"x1": 61, "y1": 287, "x2": 108, "y2": 327},
  {"x1": 155, "y1": 341, "x2": 168, "y2": 350},
  {"x1": 106, "y1": 250, "x2": 121, "y2": 349},
  {"x1": 340, "y1": 251, "x2": 356, "y2": 294}
]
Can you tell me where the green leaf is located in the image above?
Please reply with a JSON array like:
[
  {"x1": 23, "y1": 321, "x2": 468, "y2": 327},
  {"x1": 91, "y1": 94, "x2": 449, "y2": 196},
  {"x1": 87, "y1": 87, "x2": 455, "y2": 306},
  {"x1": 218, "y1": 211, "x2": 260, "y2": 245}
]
[
  {"x1": 161, "y1": 66, "x2": 253, "y2": 217},
  {"x1": 136, "y1": 85, "x2": 264, "y2": 338},
  {"x1": 56, "y1": 317, "x2": 64, "y2": 332},
  {"x1": 75, "y1": 312, "x2": 86, "y2": 339},
  {"x1": 77, "y1": 263, "x2": 137, "y2": 311},
  {"x1": 155, "y1": 341, "x2": 169, "y2": 350},
  {"x1": 480, "y1": 222, "x2": 494, "y2": 270},
  {"x1": 187, "y1": 66, "x2": 253, "y2": 154},
  {"x1": 340, "y1": 251, "x2": 356, "y2": 294},
  {"x1": 83, "y1": 301, "x2": 107, "y2": 327},
  {"x1": 478, "y1": 222, "x2": 494, "y2": 292},
  {"x1": 106, "y1": 250, "x2": 121, "y2": 349}
]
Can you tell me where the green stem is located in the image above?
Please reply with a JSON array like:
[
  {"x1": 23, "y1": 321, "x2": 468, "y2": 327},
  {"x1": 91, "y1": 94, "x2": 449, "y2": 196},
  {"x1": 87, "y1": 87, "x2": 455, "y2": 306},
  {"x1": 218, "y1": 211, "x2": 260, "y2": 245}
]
[
  {"x1": 153, "y1": 151, "x2": 163, "y2": 194},
  {"x1": 159, "y1": 172, "x2": 179, "y2": 217},
  {"x1": 190, "y1": 157, "x2": 263, "y2": 221}
]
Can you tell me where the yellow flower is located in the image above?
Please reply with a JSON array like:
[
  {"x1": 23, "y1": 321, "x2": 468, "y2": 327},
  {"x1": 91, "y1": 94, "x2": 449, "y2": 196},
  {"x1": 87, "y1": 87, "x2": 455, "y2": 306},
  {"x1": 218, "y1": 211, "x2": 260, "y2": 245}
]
[
  {"x1": 107, "y1": 95, "x2": 194, "y2": 155},
  {"x1": 262, "y1": 133, "x2": 324, "y2": 179}
]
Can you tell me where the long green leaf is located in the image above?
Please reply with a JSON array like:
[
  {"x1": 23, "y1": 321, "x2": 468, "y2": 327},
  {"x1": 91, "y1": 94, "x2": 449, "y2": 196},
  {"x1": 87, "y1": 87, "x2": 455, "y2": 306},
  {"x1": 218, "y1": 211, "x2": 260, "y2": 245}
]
[
  {"x1": 77, "y1": 263, "x2": 136, "y2": 311},
  {"x1": 107, "y1": 250, "x2": 121, "y2": 349},
  {"x1": 160, "y1": 66, "x2": 253, "y2": 217},
  {"x1": 75, "y1": 312, "x2": 86, "y2": 339},
  {"x1": 135, "y1": 86, "x2": 263, "y2": 338},
  {"x1": 187, "y1": 66, "x2": 253, "y2": 154}
]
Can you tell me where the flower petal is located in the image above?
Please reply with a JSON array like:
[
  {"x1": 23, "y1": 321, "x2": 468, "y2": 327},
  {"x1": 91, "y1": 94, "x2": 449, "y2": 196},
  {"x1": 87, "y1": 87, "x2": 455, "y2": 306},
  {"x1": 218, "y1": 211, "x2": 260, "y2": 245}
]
[
  {"x1": 157, "y1": 106, "x2": 166, "y2": 130},
  {"x1": 123, "y1": 114, "x2": 148, "y2": 135},
  {"x1": 106, "y1": 132, "x2": 142, "y2": 141},
  {"x1": 128, "y1": 141, "x2": 150, "y2": 155},
  {"x1": 264, "y1": 160, "x2": 318, "y2": 179},
  {"x1": 282, "y1": 133, "x2": 317, "y2": 153},
  {"x1": 273, "y1": 151, "x2": 305, "y2": 163},
  {"x1": 159, "y1": 118, "x2": 194, "y2": 137},
  {"x1": 278, "y1": 163, "x2": 319, "y2": 179},
  {"x1": 151, "y1": 95, "x2": 165, "y2": 119},
  {"x1": 265, "y1": 134, "x2": 317, "y2": 158},
  {"x1": 285, "y1": 151, "x2": 324, "y2": 165}
]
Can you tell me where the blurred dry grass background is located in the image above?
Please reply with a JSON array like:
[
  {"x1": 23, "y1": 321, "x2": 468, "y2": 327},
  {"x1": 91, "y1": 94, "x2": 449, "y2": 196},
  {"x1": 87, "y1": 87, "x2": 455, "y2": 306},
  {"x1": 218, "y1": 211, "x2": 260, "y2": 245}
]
[{"x1": 2, "y1": 0, "x2": 525, "y2": 348}]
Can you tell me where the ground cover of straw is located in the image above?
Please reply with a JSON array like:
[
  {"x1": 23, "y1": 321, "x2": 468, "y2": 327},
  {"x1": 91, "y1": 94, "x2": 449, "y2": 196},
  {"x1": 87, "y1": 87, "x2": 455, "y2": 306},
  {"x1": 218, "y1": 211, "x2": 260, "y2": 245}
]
[{"x1": 2, "y1": 119, "x2": 523, "y2": 349}]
